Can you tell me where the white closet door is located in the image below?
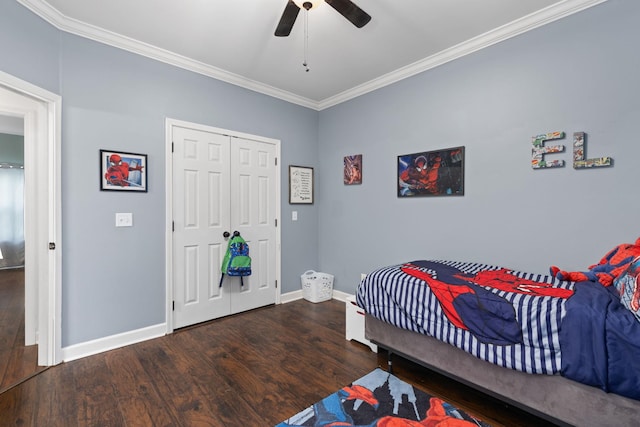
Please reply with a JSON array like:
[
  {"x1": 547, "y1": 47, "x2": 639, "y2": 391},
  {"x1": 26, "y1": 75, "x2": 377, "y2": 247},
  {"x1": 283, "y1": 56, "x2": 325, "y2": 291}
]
[
  {"x1": 172, "y1": 127, "x2": 278, "y2": 329},
  {"x1": 172, "y1": 127, "x2": 231, "y2": 328},
  {"x1": 229, "y1": 137, "x2": 277, "y2": 313}
]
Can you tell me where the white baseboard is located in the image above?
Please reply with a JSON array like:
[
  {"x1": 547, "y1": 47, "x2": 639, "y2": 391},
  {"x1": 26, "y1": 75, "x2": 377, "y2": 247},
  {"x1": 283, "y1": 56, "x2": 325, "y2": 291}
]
[
  {"x1": 62, "y1": 290, "x2": 354, "y2": 362},
  {"x1": 331, "y1": 290, "x2": 351, "y2": 302},
  {"x1": 280, "y1": 289, "x2": 351, "y2": 304},
  {"x1": 61, "y1": 323, "x2": 166, "y2": 362},
  {"x1": 280, "y1": 289, "x2": 304, "y2": 303}
]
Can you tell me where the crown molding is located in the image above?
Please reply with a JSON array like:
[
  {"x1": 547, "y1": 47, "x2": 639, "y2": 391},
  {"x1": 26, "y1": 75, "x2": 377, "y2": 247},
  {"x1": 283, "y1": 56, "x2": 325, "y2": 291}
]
[
  {"x1": 18, "y1": 0, "x2": 607, "y2": 112},
  {"x1": 319, "y1": 0, "x2": 608, "y2": 110},
  {"x1": 16, "y1": 0, "x2": 319, "y2": 110}
]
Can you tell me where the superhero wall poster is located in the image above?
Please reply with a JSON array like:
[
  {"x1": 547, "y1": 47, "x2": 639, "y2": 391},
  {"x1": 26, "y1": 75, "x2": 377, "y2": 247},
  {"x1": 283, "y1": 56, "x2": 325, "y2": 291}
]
[
  {"x1": 398, "y1": 146, "x2": 464, "y2": 197},
  {"x1": 100, "y1": 150, "x2": 147, "y2": 192},
  {"x1": 344, "y1": 154, "x2": 362, "y2": 185}
]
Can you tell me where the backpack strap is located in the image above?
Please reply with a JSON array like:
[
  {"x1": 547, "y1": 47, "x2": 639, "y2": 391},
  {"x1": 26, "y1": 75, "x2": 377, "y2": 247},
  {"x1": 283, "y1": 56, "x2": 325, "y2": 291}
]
[{"x1": 220, "y1": 273, "x2": 246, "y2": 287}]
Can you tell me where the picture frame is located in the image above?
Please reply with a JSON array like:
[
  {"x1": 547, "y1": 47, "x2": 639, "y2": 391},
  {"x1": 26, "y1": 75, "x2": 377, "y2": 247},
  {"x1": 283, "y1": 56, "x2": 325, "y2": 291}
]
[
  {"x1": 344, "y1": 154, "x2": 362, "y2": 185},
  {"x1": 397, "y1": 146, "x2": 464, "y2": 197},
  {"x1": 289, "y1": 165, "x2": 313, "y2": 204},
  {"x1": 100, "y1": 149, "x2": 148, "y2": 192}
]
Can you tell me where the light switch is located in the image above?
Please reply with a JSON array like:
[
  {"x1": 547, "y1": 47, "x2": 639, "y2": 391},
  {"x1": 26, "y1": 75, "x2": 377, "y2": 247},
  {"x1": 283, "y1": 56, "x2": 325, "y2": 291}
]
[
  {"x1": 292, "y1": 211, "x2": 298, "y2": 221},
  {"x1": 115, "y1": 212, "x2": 133, "y2": 227}
]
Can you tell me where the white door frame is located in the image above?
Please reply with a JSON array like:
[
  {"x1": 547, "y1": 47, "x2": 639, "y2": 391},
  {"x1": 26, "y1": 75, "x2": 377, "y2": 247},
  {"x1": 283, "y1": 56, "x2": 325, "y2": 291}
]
[
  {"x1": 0, "y1": 70, "x2": 62, "y2": 366},
  {"x1": 165, "y1": 118, "x2": 281, "y2": 333}
]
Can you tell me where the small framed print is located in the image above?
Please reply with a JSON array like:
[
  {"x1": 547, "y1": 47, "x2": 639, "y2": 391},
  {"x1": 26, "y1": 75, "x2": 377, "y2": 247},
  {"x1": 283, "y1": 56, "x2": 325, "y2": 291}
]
[
  {"x1": 100, "y1": 150, "x2": 147, "y2": 192},
  {"x1": 344, "y1": 154, "x2": 362, "y2": 185},
  {"x1": 289, "y1": 165, "x2": 313, "y2": 204}
]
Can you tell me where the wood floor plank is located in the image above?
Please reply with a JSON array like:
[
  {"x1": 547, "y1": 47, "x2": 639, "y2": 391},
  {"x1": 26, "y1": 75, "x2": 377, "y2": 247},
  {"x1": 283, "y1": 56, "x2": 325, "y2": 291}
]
[
  {"x1": 30, "y1": 364, "x2": 74, "y2": 426},
  {"x1": 0, "y1": 268, "x2": 46, "y2": 392},
  {"x1": 134, "y1": 340, "x2": 224, "y2": 426},
  {"x1": 69, "y1": 355, "x2": 126, "y2": 426},
  {"x1": 104, "y1": 348, "x2": 178, "y2": 427},
  {"x1": 169, "y1": 318, "x2": 303, "y2": 424},
  {"x1": 0, "y1": 299, "x2": 556, "y2": 426}
]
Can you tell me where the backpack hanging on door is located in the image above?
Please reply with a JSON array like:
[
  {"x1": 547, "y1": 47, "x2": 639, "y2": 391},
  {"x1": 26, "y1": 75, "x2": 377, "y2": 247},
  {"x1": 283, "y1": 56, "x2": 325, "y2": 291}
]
[{"x1": 219, "y1": 232, "x2": 252, "y2": 287}]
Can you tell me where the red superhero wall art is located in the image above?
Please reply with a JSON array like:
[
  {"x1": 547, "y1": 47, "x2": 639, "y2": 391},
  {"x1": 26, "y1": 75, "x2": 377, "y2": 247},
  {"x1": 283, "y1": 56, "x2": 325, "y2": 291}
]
[
  {"x1": 397, "y1": 147, "x2": 464, "y2": 197},
  {"x1": 344, "y1": 154, "x2": 363, "y2": 185},
  {"x1": 100, "y1": 150, "x2": 148, "y2": 192}
]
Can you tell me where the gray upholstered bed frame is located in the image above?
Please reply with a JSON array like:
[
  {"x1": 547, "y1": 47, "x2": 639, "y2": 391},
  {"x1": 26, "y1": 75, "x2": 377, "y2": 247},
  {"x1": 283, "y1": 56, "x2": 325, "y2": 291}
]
[{"x1": 365, "y1": 314, "x2": 640, "y2": 427}]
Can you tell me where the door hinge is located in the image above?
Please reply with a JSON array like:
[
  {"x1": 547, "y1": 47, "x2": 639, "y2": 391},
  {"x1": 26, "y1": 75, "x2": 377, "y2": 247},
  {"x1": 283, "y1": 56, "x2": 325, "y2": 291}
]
[
  {"x1": 172, "y1": 221, "x2": 175, "y2": 232},
  {"x1": 275, "y1": 218, "x2": 277, "y2": 227},
  {"x1": 171, "y1": 142, "x2": 174, "y2": 153},
  {"x1": 48, "y1": 242, "x2": 56, "y2": 250},
  {"x1": 275, "y1": 280, "x2": 278, "y2": 288},
  {"x1": 172, "y1": 301, "x2": 175, "y2": 311},
  {"x1": 275, "y1": 157, "x2": 278, "y2": 166}
]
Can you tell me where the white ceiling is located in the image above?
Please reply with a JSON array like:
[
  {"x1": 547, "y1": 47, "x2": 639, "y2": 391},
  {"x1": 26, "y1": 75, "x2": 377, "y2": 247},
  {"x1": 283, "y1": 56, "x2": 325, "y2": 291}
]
[{"x1": 18, "y1": 0, "x2": 605, "y2": 110}]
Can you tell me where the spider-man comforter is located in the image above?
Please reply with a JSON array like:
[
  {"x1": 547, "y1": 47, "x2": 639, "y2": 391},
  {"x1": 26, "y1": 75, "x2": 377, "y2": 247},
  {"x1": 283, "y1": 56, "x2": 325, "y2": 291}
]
[{"x1": 356, "y1": 260, "x2": 640, "y2": 400}]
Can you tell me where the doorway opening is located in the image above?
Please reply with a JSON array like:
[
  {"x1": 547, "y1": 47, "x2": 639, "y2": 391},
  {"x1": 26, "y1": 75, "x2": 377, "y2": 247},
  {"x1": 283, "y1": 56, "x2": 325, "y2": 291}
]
[{"x1": 0, "y1": 71, "x2": 62, "y2": 368}]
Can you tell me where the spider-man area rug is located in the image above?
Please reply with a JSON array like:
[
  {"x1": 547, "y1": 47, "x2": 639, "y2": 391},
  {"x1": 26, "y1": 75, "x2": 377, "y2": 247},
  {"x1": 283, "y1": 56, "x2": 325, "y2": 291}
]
[{"x1": 275, "y1": 368, "x2": 492, "y2": 426}]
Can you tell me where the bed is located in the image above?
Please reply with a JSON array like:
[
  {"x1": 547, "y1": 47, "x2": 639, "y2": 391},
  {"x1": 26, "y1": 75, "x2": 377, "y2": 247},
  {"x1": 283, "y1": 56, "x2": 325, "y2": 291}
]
[{"x1": 357, "y1": 257, "x2": 640, "y2": 427}]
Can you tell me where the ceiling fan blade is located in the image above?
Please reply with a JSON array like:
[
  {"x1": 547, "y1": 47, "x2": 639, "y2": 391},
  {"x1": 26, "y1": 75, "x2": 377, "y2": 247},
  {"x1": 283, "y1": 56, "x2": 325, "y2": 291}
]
[
  {"x1": 325, "y1": 0, "x2": 371, "y2": 28},
  {"x1": 275, "y1": 0, "x2": 300, "y2": 37}
]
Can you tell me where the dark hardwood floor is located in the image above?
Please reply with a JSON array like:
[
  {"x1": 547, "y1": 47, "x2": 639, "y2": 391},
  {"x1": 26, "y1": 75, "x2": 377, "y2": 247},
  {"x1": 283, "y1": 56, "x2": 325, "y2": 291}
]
[
  {"x1": 0, "y1": 299, "x2": 557, "y2": 426},
  {"x1": 0, "y1": 268, "x2": 46, "y2": 393}
]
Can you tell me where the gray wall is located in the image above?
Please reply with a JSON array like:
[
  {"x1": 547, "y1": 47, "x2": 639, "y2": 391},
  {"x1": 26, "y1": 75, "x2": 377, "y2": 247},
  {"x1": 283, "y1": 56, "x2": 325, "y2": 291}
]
[
  {"x1": 59, "y1": 35, "x2": 319, "y2": 345},
  {"x1": 2, "y1": 1, "x2": 319, "y2": 347},
  {"x1": 318, "y1": 0, "x2": 640, "y2": 292},
  {"x1": 3, "y1": 0, "x2": 638, "y2": 350},
  {"x1": 0, "y1": 1, "x2": 60, "y2": 93}
]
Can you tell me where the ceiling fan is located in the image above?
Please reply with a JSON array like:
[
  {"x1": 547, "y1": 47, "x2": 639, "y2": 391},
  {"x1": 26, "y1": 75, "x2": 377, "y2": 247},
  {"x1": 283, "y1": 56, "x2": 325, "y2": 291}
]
[{"x1": 275, "y1": 0, "x2": 371, "y2": 37}]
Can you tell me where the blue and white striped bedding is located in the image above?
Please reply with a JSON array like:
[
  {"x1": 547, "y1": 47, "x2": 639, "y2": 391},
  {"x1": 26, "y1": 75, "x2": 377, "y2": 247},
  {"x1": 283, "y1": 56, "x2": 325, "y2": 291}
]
[
  {"x1": 356, "y1": 260, "x2": 574, "y2": 375},
  {"x1": 357, "y1": 259, "x2": 640, "y2": 400}
]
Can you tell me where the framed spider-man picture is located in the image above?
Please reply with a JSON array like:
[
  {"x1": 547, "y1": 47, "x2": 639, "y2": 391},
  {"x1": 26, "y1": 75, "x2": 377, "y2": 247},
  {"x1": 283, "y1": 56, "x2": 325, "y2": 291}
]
[
  {"x1": 100, "y1": 150, "x2": 147, "y2": 192},
  {"x1": 397, "y1": 146, "x2": 464, "y2": 197}
]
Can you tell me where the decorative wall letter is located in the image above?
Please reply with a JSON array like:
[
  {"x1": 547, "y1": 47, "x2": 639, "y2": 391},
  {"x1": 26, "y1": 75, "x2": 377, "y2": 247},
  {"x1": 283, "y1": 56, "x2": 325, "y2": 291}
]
[
  {"x1": 573, "y1": 132, "x2": 612, "y2": 169},
  {"x1": 532, "y1": 131, "x2": 565, "y2": 169}
]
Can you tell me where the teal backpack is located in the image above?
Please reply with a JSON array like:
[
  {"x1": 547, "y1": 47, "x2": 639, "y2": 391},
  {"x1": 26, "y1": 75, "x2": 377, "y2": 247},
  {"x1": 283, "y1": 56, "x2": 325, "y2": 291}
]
[{"x1": 219, "y1": 232, "x2": 251, "y2": 287}]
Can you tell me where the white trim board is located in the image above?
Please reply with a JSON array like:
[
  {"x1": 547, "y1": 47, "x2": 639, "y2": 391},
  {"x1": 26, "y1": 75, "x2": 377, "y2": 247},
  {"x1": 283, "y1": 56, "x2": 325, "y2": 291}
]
[
  {"x1": 62, "y1": 291, "x2": 348, "y2": 362},
  {"x1": 0, "y1": 70, "x2": 62, "y2": 367},
  {"x1": 17, "y1": 0, "x2": 607, "y2": 111},
  {"x1": 281, "y1": 289, "x2": 350, "y2": 304},
  {"x1": 61, "y1": 323, "x2": 166, "y2": 362},
  {"x1": 318, "y1": 0, "x2": 608, "y2": 109}
]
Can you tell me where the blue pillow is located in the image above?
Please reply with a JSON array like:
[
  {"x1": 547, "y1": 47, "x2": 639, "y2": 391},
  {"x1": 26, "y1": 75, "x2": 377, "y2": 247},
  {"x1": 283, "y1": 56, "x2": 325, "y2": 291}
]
[{"x1": 613, "y1": 256, "x2": 640, "y2": 322}]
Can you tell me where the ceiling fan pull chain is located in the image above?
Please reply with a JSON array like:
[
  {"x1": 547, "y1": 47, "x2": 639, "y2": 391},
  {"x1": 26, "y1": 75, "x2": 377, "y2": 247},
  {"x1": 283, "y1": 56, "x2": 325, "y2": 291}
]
[{"x1": 303, "y1": 8, "x2": 310, "y2": 72}]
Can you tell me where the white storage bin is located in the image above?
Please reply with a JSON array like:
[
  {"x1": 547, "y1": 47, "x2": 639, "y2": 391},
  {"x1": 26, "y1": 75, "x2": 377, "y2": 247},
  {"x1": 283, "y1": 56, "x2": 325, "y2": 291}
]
[
  {"x1": 301, "y1": 270, "x2": 334, "y2": 303},
  {"x1": 345, "y1": 295, "x2": 377, "y2": 352}
]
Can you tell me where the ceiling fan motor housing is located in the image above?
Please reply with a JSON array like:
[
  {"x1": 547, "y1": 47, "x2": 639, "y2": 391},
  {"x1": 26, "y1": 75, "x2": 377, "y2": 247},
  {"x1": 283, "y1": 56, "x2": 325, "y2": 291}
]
[{"x1": 294, "y1": 0, "x2": 321, "y2": 10}]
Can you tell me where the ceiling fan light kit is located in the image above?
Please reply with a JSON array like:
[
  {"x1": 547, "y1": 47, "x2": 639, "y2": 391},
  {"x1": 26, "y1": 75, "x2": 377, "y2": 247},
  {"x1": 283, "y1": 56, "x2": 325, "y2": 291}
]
[
  {"x1": 275, "y1": 0, "x2": 371, "y2": 73},
  {"x1": 293, "y1": 0, "x2": 322, "y2": 10}
]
